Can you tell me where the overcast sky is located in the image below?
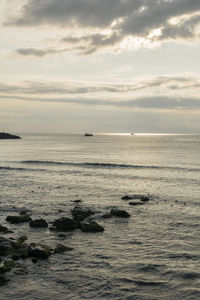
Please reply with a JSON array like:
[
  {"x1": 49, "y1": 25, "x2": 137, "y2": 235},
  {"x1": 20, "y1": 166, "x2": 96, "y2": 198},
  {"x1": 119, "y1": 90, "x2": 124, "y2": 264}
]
[{"x1": 1, "y1": 0, "x2": 200, "y2": 133}]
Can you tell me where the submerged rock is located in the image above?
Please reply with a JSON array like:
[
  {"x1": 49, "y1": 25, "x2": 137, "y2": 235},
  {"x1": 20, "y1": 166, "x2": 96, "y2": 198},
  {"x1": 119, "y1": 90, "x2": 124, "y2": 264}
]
[
  {"x1": 141, "y1": 196, "x2": 150, "y2": 202},
  {"x1": 110, "y1": 208, "x2": 130, "y2": 218},
  {"x1": 29, "y1": 219, "x2": 48, "y2": 228},
  {"x1": 0, "y1": 225, "x2": 9, "y2": 232},
  {"x1": 0, "y1": 260, "x2": 16, "y2": 274},
  {"x1": 54, "y1": 244, "x2": 73, "y2": 254},
  {"x1": 0, "y1": 274, "x2": 9, "y2": 286},
  {"x1": 28, "y1": 245, "x2": 52, "y2": 259},
  {"x1": 53, "y1": 217, "x2": 77, "y2": 231},
  {"x1": 6, "y1": 214, "x2": 31, "y2": 224},
  {"x1": 80, "y1": 221, "x2": 104, "y2": 233},
  {"x1": 72, "y1": 207, "x2": 94, "y2": 222},
  {"x1": 0, "y1": 237, "x2": 15, "y2": 255}
]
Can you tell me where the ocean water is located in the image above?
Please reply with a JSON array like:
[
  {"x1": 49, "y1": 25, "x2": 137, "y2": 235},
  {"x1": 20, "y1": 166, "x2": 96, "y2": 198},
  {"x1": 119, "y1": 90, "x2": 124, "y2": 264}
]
[{"x1": 0, "y1": 133, "x2": 200, "y2": 300}]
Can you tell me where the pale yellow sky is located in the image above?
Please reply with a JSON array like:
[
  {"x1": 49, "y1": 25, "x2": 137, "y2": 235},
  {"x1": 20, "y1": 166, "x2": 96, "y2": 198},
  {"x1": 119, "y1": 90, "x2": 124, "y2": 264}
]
[{"x1": 1, "y1": 0, "x2": 200, "y2": 133}]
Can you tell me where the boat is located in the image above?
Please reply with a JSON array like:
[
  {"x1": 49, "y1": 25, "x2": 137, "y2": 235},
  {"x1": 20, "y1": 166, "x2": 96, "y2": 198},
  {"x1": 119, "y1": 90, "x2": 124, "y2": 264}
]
[{"x1": 84, "y1": 133, "x2": 93, "y2": 136}]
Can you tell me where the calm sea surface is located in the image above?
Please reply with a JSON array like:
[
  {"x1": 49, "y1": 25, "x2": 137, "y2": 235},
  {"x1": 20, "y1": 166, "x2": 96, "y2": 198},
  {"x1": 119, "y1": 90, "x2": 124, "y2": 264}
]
[{"x1": 0, "y1": 133, "x2": 200, "y2": 299}]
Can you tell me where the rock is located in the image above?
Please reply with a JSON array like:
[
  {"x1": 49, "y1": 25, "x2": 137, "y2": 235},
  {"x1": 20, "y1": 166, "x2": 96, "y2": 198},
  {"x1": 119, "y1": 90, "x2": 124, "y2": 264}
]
[
  {"x1": 49, "y1": 226, "x2": 57, "y2": 231},
  {"x1": 32, "y1": 258, "x2": 38, "y2": 264},
  {"x1": 141, "y1": 196, "x2": 150, "y2": 202},
  {"x1": 15, "y1": 235, "x2": 28, "y2": 247},
  {"x1": 72, "y1": 207, "x2": 94, "y2": 222},
  {"x1": 121, "y1": 195, "x2": 133, "y2": 200},
  {"x1": 110, "y1": 208, "x2": 130, "y2": 218},
  {"x1": 0, "y1": 237, "x2": 15, "y2": 255},
  {"x1": 121, "y1": 194, "x2": 147, "y2": 200},
  {"x1": 11, "y1": 245, "x2": 29, "y2": 260},
  {"x1": 0, "y1": 274, "x2": 9, "y2": 286},
  {"x1": 53, "y1": 217, "x2": 77, "y2": 231},
  {"x1": 0, "y1": 132, "x2": 21, "y2": 139},
  {"x1": 58, "y1": 234, "x2": 66, "y2": 238},
  {"x1": 0, "y1": 225, "x2": 8, "y2": 232},
  {"x1": 0, "y1": 261, "x2": 16, "y2": 274},
  {"x1": 54, "y1": 244, "x2": 73, "y2": 254},
  {"x1": 28, "y1": 245, "x2": 52, "y2": 259},
  {"x1": 80, "y1": 221, "x2": 104, "y2": 233},
  {"x1": 73, "y1": 200, "x2": 82, "y2": 203},
  {"x1": 6, "y1": 214, "x2": 31, "y2": 224},
  {"x1": 29, "y1": 219, "x2": 48, "y2": 228}
]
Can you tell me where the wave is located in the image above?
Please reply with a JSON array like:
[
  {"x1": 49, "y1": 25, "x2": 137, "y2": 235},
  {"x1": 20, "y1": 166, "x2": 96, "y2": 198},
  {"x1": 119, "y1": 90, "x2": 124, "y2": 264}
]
[
  {"x1": 19, "y1": 160, "x2": 200, "y2": 172},
  {"x1": 0, "y1": 166, "x2": 45, "y2": 172}
]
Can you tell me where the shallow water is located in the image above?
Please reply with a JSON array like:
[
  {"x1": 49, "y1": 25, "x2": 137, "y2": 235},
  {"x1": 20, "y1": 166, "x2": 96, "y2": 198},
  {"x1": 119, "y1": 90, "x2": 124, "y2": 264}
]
[{"x1": 0, "y1": 133, "x2": 200, "y2": 299}]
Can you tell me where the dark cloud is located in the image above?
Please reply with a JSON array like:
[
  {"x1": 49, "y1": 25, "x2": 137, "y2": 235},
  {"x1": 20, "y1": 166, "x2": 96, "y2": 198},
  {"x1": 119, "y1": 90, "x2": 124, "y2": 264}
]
[
  {"x1": 16, "y1": 47, "x2": 68, "y2": 57},
  {"x1": 6, "y1": 0, "x2": 200, "y2": 54}
]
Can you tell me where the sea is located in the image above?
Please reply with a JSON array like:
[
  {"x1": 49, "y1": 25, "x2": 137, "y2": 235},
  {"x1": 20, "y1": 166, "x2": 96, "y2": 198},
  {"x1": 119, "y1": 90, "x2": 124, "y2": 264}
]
[{"x1": 0, "y1": 133, "x2": 200, "y2": 300}]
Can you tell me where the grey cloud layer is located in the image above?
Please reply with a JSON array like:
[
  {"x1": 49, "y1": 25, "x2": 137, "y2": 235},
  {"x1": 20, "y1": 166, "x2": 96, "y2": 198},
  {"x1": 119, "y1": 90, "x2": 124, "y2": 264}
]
[
  {"x1": 0, "y1": 76, "x2": 199, "y2": 94},
  {"x1": 1, "y1": 76, "x2": 200, "y2": 111},
  {"x1": 6, "y1": 0, "x2": 200, "y2": 55}
]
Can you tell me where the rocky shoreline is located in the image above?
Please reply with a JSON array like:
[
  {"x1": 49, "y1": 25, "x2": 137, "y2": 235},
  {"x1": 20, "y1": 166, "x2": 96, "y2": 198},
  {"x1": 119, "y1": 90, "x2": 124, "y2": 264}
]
[
  {"x1": 0, "y1": 194, "x2": 150, "y2": 286},
  {"x1": 0, "y1": 132, "x2": 21, "y2": 139}
]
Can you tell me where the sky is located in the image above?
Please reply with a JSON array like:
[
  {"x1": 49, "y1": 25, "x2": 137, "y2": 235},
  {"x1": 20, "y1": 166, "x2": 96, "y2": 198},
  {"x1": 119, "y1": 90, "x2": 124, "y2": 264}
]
[{"x1": 0, "y1": 0, "x2": 200, "y2": 134}]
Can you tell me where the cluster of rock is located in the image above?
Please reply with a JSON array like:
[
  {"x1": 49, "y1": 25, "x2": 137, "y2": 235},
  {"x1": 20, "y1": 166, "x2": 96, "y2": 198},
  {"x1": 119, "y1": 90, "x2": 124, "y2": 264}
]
[
  {"x1": 0, "y1": 193, "x2": 150, "y2": 286},
  {"x1": 121, "y1": 194, "x2": 150, "y2": 206},
  {"x1": 0, "y1": 132, "x2": 21, "y2": 139}
]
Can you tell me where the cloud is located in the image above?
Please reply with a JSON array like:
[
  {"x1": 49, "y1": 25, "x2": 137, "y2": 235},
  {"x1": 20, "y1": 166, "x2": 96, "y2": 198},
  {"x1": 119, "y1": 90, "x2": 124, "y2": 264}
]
[
  {"x1": 5, "y1": 0, "x2": 200, "y2": 54},
  {"x1": 0, "y1": 76, "x2": 200, "y2": 95},
  {"x1": 0, "y1": 75, "x2": 200, "y2": 111}
]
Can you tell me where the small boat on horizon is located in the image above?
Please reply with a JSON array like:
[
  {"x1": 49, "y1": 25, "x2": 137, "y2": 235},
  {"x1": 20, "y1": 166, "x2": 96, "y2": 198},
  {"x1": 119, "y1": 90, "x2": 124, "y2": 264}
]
[{"x1": 84, "y1": 133, "x2": 93, "y2": 136}]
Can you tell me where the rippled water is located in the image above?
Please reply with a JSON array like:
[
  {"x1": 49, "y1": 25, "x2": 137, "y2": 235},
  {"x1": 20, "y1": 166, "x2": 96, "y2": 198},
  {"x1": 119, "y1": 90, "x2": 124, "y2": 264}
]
[{"x1": 0, "y1": 133, "x2": 200, "y2": 299}]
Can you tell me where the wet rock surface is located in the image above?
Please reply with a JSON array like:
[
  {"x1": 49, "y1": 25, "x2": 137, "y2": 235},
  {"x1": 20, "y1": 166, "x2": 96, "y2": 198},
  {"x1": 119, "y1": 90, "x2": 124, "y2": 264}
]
[
  {"x1": 53, "y1": 217, "x2": 77, "y2": 231},
  {"x1": 110, "y1": 208, "x2": 131, "y2": 218},
  {"x1": 29, "y1": 219, "x2": 48, "y2": 228}
]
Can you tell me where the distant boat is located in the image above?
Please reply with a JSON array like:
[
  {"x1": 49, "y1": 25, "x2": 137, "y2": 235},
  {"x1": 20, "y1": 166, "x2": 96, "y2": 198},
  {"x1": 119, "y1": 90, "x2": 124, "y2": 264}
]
[
  {"x1": 131, "y1": 133, "x2": 135, "y2": 135},
  {"x1": 84, "y1": 133, "x2": 93, "y2": 136}
]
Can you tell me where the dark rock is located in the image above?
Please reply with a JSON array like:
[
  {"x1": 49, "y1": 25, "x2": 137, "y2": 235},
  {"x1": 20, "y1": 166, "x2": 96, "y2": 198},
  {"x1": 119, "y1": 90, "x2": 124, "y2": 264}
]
[
  {"x1": 54, "y1": 244, "x2": 73, "y2": 254},
  {"x1": 11, "y1": 245, "x2": 29, "y2": 260},
  {"x1": 0, "y1": 225, "x2": 8, "y2": 232},
  {"x1": 32, "y1": 258, "x2": 38, "y2": 264},
  {"x1": 110, "y1": 208, "x2": 130, "y2": 218},
  {"x1": 0, "y1": 132, "x2": 21, "y2": 139},
  {"x1": 28, "y1": 245, "x2": 52, "y2": 259},
  {"x1": 15, "y1": 235, "x2": 28, "y2": 247},
  {"x1": 58, "y1": 234, "x2": 67, "y2": 238},
  {"x1": 73, "y1": 200, "x2": 82, "y2": 203},
  {"x1": 6, "y1": 214, "x2": 31, "y2": 224},
  {"x1": 49, "y1": 226, "x2": 57, "y2": 231},
  {"x1": 121, "y1": 195, "x2": 133, "y2": 200},
  {"x1": 141, "y1": 196, "x2": 150, "y2": 202},
  {"x1": 29, "y1": 219, "x2": 48, "y2": 228},
  {"x1": 80, "y1": 221, "x2": 104, "y2": 233},
  {"x1": 0, "y1": 237, "x2": 15, "y2": 255},
  {"x1": 53, "y1": 217, "x2": 77, "y2": 231},
  {"x1": 72, "y1": 207, "x2": 94, "y2": 222},
  {"x1": 0, "y1": 261, "x2": 16, "y2": 274},
  {"x1": 0, "y1": 274, "x2": 9, "y2": 286}
]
